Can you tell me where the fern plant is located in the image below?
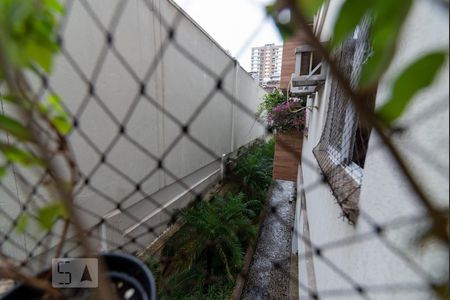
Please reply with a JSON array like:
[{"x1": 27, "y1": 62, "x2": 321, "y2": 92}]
[
  {"x1": 157, "y1": 140, "x2": 275, "y2": 298},
  {"x1": 160, "y1": 193, "x2": 257, "y2": 290},
  {"x1": 229, "y1": 140, "x2": 274, "y2": 201}
]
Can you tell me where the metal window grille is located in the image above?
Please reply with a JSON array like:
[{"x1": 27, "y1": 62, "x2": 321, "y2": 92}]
[{"x1": 313, "y1": 20, "x2": 374, "y2": 224}]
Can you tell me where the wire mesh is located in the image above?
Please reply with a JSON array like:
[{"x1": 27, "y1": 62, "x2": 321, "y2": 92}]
[{"x1": 313, "y1": 19, "x2": 374, "y2": 224}]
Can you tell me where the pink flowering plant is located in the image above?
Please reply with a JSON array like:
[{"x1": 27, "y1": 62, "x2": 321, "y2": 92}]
[
  {"x1": 256, "y1": 91, "x2": 308, "y2": 133},
  {"x1": 267, "y1": 101, "x2": 306, "y2": 132}
]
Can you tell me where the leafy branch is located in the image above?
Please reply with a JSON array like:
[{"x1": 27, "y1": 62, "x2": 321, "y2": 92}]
[{"x1": 0, "y1": 1, "x2": 116, "y2": 299}]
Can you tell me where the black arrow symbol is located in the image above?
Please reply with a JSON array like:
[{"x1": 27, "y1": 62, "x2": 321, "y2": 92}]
[{"x1": 80, "y1": 265, "x2": 92, "y2": 282}]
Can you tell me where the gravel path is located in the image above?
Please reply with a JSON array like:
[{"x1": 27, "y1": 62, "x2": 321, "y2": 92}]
[{"x1": 242, "y1": 180, "x2": 296, "y2": 300}]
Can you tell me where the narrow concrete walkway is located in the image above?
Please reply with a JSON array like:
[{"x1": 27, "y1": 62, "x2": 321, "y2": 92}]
[{"x1": 242, "y1": 180, "x2": 296, "y2": 300}]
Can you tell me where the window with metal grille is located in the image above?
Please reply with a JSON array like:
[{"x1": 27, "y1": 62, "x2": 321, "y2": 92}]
[{"x1": 313, "y1": 21, "x2": 374, "y2": 224}]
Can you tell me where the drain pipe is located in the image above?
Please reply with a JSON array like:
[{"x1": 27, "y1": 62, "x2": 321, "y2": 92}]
[
  {"x1": 220, "y1": 154, "x2": 226, "y2": 181},
  {"x1": 230, "y1": 61, "x2": 239, "y2": 152}
]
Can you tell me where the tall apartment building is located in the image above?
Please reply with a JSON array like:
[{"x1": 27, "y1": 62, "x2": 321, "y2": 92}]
[{"x1": 250, "y1": 44, "x2": 283, "y2": 89}]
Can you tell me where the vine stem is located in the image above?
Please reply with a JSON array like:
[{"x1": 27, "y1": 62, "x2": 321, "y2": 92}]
[
  {"x1": 54, "y1": 219, "x2": 70, "y2": 262},
  {"x1": 0, "y1": 256, "x2": 61, "y2": 299}
]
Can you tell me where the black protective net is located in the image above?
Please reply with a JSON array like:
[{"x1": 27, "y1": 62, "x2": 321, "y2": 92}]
[
  {"x1": 0, "y1": 1, "x2": 447, "y2": 299},
  {"x1": 313, "y1": 20, "x2": 374, "y2": 224}
]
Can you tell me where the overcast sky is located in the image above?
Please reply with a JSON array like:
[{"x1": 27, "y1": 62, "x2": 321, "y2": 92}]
[{"x1": 172, "y1": 0, "x2": 283, "y2": 72}]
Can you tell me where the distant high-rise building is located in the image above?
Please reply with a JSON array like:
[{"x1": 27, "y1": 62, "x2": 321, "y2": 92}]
[{"x1": 250, "y1": 44, "x2": 283, "y2": 89}]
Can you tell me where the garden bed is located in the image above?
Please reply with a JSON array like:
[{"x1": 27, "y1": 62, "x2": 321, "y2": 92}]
[{"x1": 140, "y1": 139, "x2": 275, "y2": 300}]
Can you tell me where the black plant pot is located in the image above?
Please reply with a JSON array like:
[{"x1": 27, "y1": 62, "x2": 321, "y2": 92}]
[
  {"x1": 102, "y1": 252, "x2": 157, "y2": 300},
  {"x1": 0, "y1": 252, "x2": 157, "y2": 300}
]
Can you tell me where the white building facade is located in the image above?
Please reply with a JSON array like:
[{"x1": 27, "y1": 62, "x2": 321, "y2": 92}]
[{"x1": 294, "y1": 1, "x2": 449, "y2": 299}]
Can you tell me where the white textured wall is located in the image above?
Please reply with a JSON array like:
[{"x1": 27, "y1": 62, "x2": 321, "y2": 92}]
[
  {"x1": 297, "y1": 1, "x2": 449, "y2": 299},
  {"x1": 0, "y1": 0, "x2": 265, "y2": 260}
]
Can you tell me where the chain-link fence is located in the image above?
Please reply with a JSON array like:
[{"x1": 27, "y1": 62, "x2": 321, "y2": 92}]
[{"x1": 0, "y1": 0, "x2": 448, "y2": 299}]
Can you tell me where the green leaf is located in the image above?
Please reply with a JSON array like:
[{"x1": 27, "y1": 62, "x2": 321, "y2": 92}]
[
  {"x1": 43, "y1": 0, "x2": 64, "y2": 13},
  {"x1": 0, "y1": 115, "x2": 33, "y2": 141},
  {"x1": 378, "y1": 51, "x2": 447, "y2": 124},
  {"x1": 38, "y1": 102, "x2": 50, "y2": 115},
  {"x1": 9, "y1": 0, "x2": 34, "y2": 31},
  {"x1": 0, "y1": 143, "x2": 44, "y2": 166},
  {"x1": 0, "y1": 94, "x2": 17, "y2": 102},
  {"x1": 24, "y1": 42, "x2": 54, "y2": 73},
  {"x1": 266, "y1": 4, "x2": 296, "y2": 41},
  {"x1": 42, "y1": 94, "x2": 72, "y2": 135},
  {"x1": 331, "y1": 0, "x2": 373, "y2": 48},
  {"x1": 266, "y1": 0, "x2": 325, "y2": 41},
  {"x1": 0, "y1": 165, "x2": 7, "y2": 180},
  {"x1": 296, "y1": 0, "x2": 327, "y2": 18},
  {"x1": 0, "y1": 0, "x2": 61, "y2": 73},
  {"x1": 37, "y1": 202, "x2": 68, "y2": 230},
  {"x1": 52, "y1": 115, "x2": 72, "y2": 135},
  {"x1": 276, "y1": 22, "x2": 297, "y2": 41},
  {"x1": 47, "y1": 94, "x2": 65, "y2": 114},
  {"x1": 360, "y1": 0, "x2": 413, "y2": 86},
  {"x1": 16, "y1": 213, "x2": 29, "y2": 234}
]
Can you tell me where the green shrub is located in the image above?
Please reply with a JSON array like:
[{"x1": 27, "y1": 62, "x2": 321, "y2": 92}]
[
  {"x1": 229, "y1": 139, "x2": 274, "y2": 201},
  {"x1": 256, "y1": 90, "x2": 286, "y2": 119},
  {"x1": 153, "y1": 139, "x2": 275, "y2": 299},
  {"x1": 158, "y1": 266, "x2": 205, "y2": 299},
  {"x1": 143, "y1": 255, "x2": 161, "y2": 280},
  {"x1": 184, "y1": 280, "x2": 234, "y2": 300}
]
